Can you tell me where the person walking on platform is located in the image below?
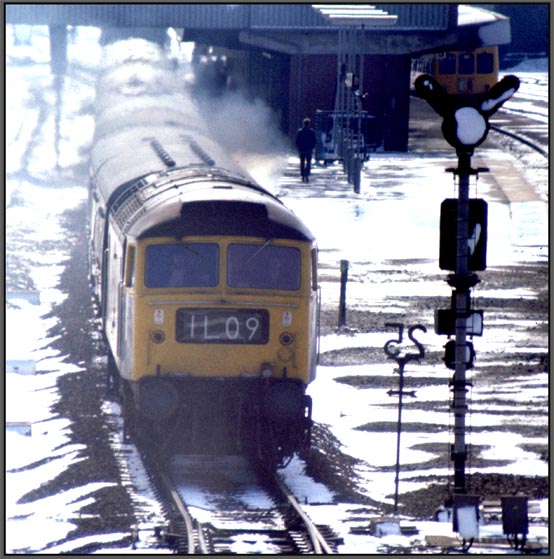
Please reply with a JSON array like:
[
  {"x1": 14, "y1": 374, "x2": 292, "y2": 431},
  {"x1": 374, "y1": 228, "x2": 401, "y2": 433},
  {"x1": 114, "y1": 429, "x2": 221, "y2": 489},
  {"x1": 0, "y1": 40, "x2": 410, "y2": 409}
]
[{"x1": 295, "y1": 117, "x2": 317, "y2": 182}]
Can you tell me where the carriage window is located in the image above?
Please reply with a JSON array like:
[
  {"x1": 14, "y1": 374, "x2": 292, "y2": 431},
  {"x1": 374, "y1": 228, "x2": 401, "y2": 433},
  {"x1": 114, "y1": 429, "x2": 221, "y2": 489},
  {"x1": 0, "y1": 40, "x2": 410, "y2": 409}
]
[
  {"x1": 458, "y1": 52, "x2": 475, "y2": 74},
  {"x1": 145, "y1": 243, "x2": 219, "y2": 287},
  {"x1": 438, "y1": 53, "x2": 456, "y2": 75},
  {"x1": 477, "y1": 52, "x2": 494, "y2": 74},
  {"x1": 228, "y1": 243, "x2": 301, "y2": 291}
]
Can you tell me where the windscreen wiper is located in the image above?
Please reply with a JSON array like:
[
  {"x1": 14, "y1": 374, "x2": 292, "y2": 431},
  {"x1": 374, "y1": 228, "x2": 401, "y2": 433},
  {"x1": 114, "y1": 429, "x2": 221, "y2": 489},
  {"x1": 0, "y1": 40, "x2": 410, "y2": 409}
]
[{"x1": 245, "y1": 239, "x2": 272, "y2": 265}]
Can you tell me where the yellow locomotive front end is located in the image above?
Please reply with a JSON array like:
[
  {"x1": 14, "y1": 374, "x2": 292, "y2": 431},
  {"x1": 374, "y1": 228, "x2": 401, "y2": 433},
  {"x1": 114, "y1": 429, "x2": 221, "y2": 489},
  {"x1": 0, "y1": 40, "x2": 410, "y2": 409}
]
[
  {"x1": 412, "y1": 46, "x2": 499, "y2": 99},
  {"x1": 108, "y1": 191, "x2": 319, "y2": 464},
  {"x1": 129, "y1": 236, "x2": 317, "y2": 384},
  {"x1": 432, "y1": 46, "x2": 499, "y2": 96}
]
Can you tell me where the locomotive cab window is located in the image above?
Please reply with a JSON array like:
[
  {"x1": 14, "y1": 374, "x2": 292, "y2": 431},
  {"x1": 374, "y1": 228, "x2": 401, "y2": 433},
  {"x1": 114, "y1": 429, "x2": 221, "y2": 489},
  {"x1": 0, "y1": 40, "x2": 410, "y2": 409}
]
[
  {"x1": 458, "y1": 52, "x2": 475, "y2": 75},
  {"x1": 477, "y1": 52, "x2": 494, "y2": 74},
  {"x1": 438, "y1": 53, "x2": 456, "y2": 75},
  {"x1": 145, "y1": 242, "x2": 219, "y2": 288},
  {"x1": 228, "y1": 243, "x2": 301, "y2": 291}
]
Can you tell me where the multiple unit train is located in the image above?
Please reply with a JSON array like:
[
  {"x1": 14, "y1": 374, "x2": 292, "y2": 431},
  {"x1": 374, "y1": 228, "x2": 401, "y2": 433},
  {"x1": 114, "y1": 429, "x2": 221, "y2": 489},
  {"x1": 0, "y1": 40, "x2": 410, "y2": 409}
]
[
  {"x1": 411, "y1": 46, "x2": 499, "y2": 97},
  {"x1": 88, "y1": 38, "x2": 319, "y2": 465}
]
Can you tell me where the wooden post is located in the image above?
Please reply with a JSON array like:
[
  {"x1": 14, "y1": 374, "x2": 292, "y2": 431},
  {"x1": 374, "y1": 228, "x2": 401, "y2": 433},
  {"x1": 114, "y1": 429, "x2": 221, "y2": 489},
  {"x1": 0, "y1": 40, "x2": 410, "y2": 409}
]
[{"x1": 338, "y1": 259, "x2": 349, "y2": 327}]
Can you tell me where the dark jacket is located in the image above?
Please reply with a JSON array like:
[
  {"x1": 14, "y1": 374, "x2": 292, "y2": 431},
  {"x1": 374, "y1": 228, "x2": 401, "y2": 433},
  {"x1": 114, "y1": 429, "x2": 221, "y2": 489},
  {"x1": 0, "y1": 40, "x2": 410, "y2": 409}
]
[{"x1": 296, "y1": 126, "x2": 317, "y2": 153}]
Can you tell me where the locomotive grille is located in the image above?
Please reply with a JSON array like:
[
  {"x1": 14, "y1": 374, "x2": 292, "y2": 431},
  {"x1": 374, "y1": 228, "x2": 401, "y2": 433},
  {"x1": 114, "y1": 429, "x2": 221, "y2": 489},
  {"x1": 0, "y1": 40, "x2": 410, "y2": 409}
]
[
  {"x1": 179, "y1": 134, "x2": 216, "y2": 167},
  {"x1": 111, "y1": 177, "x2": 148, "y2": 213},
  {"x1": 110, "y1": 175, "x2": 155, "y2": 233},
  {"x1": 113, "y1": 195, "x2": 146, "y2": 232},
  {"x1": 189, "y1": 140, "x2": 216, "y2": 167},
  {"x1": 148, "y1": 138, "x2": 177, "y2": 168}
]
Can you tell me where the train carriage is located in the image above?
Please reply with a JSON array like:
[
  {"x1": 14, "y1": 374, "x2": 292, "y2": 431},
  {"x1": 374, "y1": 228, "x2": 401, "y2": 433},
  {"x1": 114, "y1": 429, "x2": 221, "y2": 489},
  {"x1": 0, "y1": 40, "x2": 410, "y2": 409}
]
[
  {"x1": 88, "y1": 39, "x2": 318, "y2": 464},
  {"x1": 412, "y1": 46, "x2": 499, "y2": 98}
]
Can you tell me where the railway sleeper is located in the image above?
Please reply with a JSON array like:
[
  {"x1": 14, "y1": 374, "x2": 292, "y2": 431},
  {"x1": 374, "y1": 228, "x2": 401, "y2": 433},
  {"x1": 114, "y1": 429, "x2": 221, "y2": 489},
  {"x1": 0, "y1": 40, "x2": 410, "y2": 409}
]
[
  {"x1": 166, "y1": 519, "x2": 193, "y2": 554},
  {"x1": 316, "y1": 524, "x2": 343, "y2": 551},
  {"x1": 288, "y1": 530, "x2": 314, "y2": 553},
  {"x1": 209, "y1": 529, "x2": 295, "y2": 554}
]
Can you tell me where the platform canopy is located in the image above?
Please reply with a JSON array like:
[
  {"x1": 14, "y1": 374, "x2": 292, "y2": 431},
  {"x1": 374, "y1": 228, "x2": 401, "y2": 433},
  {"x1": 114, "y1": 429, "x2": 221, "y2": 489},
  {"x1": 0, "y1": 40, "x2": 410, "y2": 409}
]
[
  {"x1": 5, "y1": 4, "x2": 511, "y2": 55},
  {"x1": 312, "y1": 4, "x2": 398, "y2": 26}
]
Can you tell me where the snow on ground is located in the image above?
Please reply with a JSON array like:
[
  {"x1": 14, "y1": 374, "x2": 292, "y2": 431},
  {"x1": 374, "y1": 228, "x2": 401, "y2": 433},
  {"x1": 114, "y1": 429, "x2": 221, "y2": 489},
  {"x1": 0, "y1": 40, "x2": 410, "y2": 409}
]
[
  {"x1": 5, "y1": 25, "x2": 548, "y2": 554},
  {"x1": 5, "y1": 25, "x2": 114, "y2": 554}
]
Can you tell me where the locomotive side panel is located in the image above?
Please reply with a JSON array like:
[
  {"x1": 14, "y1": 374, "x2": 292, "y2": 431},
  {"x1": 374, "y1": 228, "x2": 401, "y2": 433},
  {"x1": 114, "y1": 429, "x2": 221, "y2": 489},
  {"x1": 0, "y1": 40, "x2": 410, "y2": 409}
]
[
  {"x1": 308, "y1": 247, "x2": 320, "y2": 383},
  {"x1": 117, "y1": 241, "x2": 137, "y2": 379},
  {"x1": 104, "y1": 227, "x2": 125, "y2": 358},
  {"x1": 87, "y1": 181, "x2": 107, "y2": 305}
]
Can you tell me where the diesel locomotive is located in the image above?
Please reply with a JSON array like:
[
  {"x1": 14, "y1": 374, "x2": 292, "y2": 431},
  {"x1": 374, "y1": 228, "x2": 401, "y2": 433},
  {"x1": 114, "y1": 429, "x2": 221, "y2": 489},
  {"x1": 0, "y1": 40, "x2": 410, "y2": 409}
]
[
  {"x1": 412, "y1": 46, "x2": 499, "y2": 98},
  {"x1": 88, "y1": 38, "x2": 319, "y2": 465}
]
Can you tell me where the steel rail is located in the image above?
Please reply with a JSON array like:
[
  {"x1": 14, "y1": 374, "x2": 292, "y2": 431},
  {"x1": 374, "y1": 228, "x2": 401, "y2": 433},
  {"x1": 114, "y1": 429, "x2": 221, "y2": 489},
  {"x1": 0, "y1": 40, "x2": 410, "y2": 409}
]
[
  {"x1": 158, "y1": 470, "x2": 198, "y2": 554},
  {"x1": 161, "y1": 455, "x2": 336, "y2": 554},
  {"x1": 489, "y1": 124, "x2": 548, "y2": 158},
  {"x1": 273, "y1": 474, "x2": 335, "y2": 554}
]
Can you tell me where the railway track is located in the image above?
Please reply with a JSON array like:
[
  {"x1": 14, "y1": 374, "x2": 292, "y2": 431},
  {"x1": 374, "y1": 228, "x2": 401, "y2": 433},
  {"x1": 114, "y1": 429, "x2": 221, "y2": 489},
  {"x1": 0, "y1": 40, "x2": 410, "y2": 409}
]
[
  {"x1": 141, "y1": 453, "x2": 339, "y2": 554},
  {"x1": 489, "y1": 123, "x2": 548, "y2": 158},
  {"x1": 490, "y1": 75, "x2": 548, "y2": 158}
]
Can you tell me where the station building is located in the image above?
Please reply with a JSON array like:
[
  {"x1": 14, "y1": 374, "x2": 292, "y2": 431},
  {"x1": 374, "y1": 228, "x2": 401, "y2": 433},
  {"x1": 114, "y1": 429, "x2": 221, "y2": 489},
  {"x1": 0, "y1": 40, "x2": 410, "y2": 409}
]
[{"x1": 6, "y1": 4, "x2": 512, "y2": 151}]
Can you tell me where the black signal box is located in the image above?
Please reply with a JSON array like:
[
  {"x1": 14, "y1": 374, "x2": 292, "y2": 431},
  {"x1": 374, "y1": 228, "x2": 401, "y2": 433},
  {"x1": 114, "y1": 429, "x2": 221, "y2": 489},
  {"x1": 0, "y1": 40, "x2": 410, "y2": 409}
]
[
  {"x1": 435, "y1": 309, "x2": 484, "y2": 336},
  {"x1": 440, "y1": 199, "x2": 488, "y2": 271},
  {"x1": 501, "y1": 496, "x2": 529, "y2": 535}
]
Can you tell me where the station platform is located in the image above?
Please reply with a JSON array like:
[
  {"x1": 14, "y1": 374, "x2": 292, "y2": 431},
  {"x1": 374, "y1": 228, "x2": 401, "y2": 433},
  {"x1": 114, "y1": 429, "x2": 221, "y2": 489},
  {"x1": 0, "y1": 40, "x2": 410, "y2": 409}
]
[
  {"x1": 278, "y1": 96, "x2": 546, "y2": 207},
  {"x1": 275, "y1": 95, "x2": 548, "y2": 270},
  {"x1": 408, "y1": 97, "x2": 545, "y2": 204}
]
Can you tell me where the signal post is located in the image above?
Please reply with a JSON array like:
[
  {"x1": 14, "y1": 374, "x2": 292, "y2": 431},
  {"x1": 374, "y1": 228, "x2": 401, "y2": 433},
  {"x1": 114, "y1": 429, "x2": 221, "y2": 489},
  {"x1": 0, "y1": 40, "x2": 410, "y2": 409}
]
[
  {"x1": 415, "y1": 72, "x2": 519, "y2": 494},
  {"x1": 442, "y1": 154, "x2": 486, "y2": 494}
]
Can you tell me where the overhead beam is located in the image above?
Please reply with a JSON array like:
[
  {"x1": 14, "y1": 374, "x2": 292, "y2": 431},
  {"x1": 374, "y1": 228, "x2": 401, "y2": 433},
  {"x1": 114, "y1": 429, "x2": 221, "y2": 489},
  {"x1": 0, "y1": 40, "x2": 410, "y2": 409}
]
[
  {"x1": 237, "y1": 30, "x2": 464, "y2": 56},
  {"x1": 238, "y1": 31, "x2": 302, "y2": 55}
]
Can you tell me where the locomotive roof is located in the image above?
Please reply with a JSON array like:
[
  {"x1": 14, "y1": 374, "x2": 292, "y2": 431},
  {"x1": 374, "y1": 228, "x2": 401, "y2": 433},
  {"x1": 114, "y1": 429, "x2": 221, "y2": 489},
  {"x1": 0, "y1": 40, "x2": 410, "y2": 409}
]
[
  {"x1": 91, "y1": 39, "x2": 255, "y2": 202},
  {"x1": 91, "y1": 115, "x2": 315, "y2": 241},
  {"x1": 102, "y1": 170, "x2": 313, "y2": 241},
  {"x1": 90, "y1": 39, "x2": 314, "y2": 243},
  {"x1": 91, "y1": 100, "x2": 254, "y2": 203}
]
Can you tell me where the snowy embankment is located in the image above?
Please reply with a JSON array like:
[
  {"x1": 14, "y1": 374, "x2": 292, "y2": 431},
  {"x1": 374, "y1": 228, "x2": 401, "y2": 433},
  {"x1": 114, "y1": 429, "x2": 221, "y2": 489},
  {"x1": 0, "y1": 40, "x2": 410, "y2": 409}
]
[{"x1": 5, "y1": 26, "x2": 126, "y2": 553}]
